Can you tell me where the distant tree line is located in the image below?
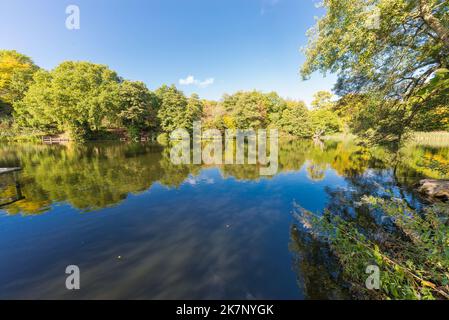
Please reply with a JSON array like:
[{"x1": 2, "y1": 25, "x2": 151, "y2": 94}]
[{"x1": 0, "y1": 50, "x2": 344, "y2": 142}]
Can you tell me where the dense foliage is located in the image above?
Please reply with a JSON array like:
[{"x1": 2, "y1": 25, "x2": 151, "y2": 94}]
[
  {"x1": 118, "y1": 80, "x2": 159, "y2": 138},
  {"x1": 219, "y1": 90, "x2": 342, "y2": 137},
  {"x1": 302, "y1": 0, "x2": 449, "y2": 146},
  {"x1": 295, "y1": 197, "x2": 449, "y2": 300},
  {"x1": 14, "y1": 62, "x2": 122, "y2": 140},
  {"x1": 0, "y1": 50, "x2": 39, "y2": 107},
  {"x1": 0, "y1": 49, "x2": 346, "y2": 141},
  {"x1": 155, "y1": 85, "x2": 203, "y2": 132}
]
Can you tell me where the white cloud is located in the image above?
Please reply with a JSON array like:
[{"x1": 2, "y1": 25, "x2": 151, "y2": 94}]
[
  {"x1": 179, "y1": 75, "x2": 215, "y2": 88},
  {"x1": 184, "y1": 176, "x2": 215, "y2": 186},
  {"x1": 198, "y1": 78, "x2": 215, "y2": 88},
  {"x1": 179, "y1": 75, "x2": 195, "y2": 85}
]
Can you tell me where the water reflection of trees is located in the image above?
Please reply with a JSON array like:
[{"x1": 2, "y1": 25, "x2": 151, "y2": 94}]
[
  {"x1": 0, "y1": 140, "x2": 447, "y2": 215},
  {"x1": 0, "y1": 171, "x2": 24, "y2": 208},
  {"x1": 0, "y1": 143, "x2": 165, "y2": 214},
  {"x1": 288, "y1": 143, "x2": 449, "y2": 299},
  {"x1": 288, "y1": 224, "x2": 350, "y2": 299}
]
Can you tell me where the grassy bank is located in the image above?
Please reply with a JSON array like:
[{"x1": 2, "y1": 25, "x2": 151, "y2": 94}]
[
  {"x1": 322, "y1": 131, "x2": 449, "y2": 148},
  {"x1": 0, "y1": 122, "x2": 45, "y2": 142},
  {"x1": 1, "y1": 127, "x2": 448, "y2": 147},
  {"x1": 323, "y1": 133, "x2": 356, "y2": 141},
  {"x1": 409, "y1": 132, "x2": 449, "y2": 148}
]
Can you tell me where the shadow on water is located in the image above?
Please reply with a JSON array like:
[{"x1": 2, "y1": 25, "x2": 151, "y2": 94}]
[{"x1": 0, "y1": 140, "x2": 447, "y2": 299}]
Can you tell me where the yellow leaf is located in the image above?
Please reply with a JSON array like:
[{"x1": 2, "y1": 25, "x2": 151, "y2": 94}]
[{"x1": 421, "y1": 280, "x2": 436, "y2": 289}]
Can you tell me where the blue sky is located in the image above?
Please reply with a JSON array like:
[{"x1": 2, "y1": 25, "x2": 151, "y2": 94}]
[{"x1": 0, "y1": 0, "x2": 336, "y2": 106}]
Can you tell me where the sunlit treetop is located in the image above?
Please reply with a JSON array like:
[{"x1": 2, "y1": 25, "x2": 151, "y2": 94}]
[
  {"x1": 301, "y1": 0, "x2": 449, "y2": 98},
  {"x1": 301, "y1": 0, "x2": 449, "y2": 144},
  {"x1": 0, "y1": 50, "x2": 39, "y2": 104}
]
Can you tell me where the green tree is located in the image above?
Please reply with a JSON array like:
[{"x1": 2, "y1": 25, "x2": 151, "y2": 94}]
[
  {"x1": 14, "y1": 61, "x2": 121, "y2": 140},
  {"x1": 118, "y1": 80, "x2": 159, "y2": 138},
  {"x1": 413, "y1": 105, "x2": 449, "y2": 131},
  {"x1": 265, "y1": 91, "x2": 288, "y2": 126},
  {"x1": 310, "y1": 108, "x2": 342, "y2": 136},
  {"x1": 156, "y1": 85, "x2": 194, "y2": 132},
  {"x1": 186, "y1": 93, "x2": 204, "y2": 125},
  {"x1": 311, "y1": 91, "x2": 334, "y2": 110},
  {"x1": 0, "y1": 50, "x2": 39, "y2": 107},
  {"x1": 334, "y1": 93, "x2": 386, "y2": 135},
  {"x1": 301, "y1": 0, "x2": 449, "y2": 144},
  {"x1": 334, "y1": 94, "x2": 369, "y2": 122},
  {"x1": 278, "y1": 100, "x2": 312, "y2": 137},
  {"x1": 409, "y1": 68, "x2": 449, "y2": 131},
  {"x1": 223, "y1": 91, "x2": 269, "y2": 129}
]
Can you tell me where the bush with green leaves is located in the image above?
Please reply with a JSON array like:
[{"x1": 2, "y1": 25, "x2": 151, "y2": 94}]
[
  {"x1": 301, "y1": 1, "x2": 449, "y2": 145},
  {"x1": 0, "y1": 50, "x2": 39, "y2": 106},
  {"x1": 14, "y1": 61, "x2": 122, "y2": 140},
  {"x1": 118, "y1": 80, "x2": 159, "y2": 138},
  {"x1": 295, "y1": 196, "x2": 449, "y2": 300},
  {"x1": 310, "y1": 108, "x2": 342, "y2": 136},
  {"x1": 278, "y1": 100, "x2": 312, "y2": 137},
  {"x1": 155, "y1": 85, "x2": 203, "y2": 133}
]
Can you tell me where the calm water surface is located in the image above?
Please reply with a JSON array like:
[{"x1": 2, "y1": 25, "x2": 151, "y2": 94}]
[{"x1": 0, "y1": 140, "x2": 448, "y2": 299}]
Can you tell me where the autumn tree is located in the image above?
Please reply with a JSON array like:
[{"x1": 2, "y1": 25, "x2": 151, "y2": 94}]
[
  {"x1": 0, "y1": 50, "x2": 39, "y2": 110},
  {"x1": 222, "y1": 91, "x2": 271, "y2": 130},
  {"x1": 202, "y1": 99, "x2": 226, "y2": 129}
]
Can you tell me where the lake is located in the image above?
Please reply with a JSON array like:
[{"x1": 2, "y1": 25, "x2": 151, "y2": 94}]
[{"x1": 0, "y1": 139, "x2": 448, "y2": 299}]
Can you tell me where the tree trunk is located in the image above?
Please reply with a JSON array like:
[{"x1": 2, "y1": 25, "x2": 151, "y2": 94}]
[{"x1": 419, "y1": 0, "x2": 449, "y2": 49}]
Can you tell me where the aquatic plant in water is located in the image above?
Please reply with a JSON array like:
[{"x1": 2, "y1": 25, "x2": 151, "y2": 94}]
[{"x1": 294, "y1": 197, "x2": 449, "y2": 300}]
